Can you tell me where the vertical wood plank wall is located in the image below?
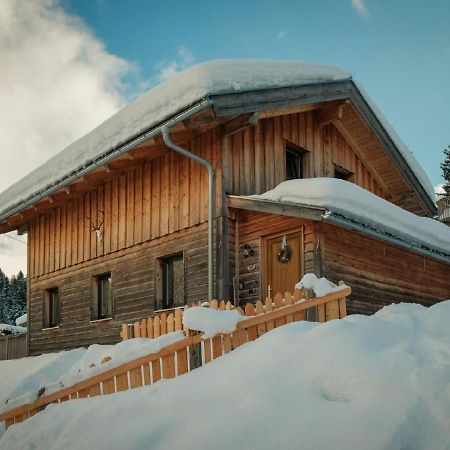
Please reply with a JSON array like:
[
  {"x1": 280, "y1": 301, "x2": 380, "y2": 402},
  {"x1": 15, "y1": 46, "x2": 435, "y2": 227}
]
[
  {"x1": 223, "y1": 111, "x2": 388, "y2": 199},
  {"x1": 28, "y1": 130, "x2": 222, "y2": 279},
  {"x1": 233, "y1": 211, "x2": 315, "y2": 305},
  {"x1": 319, "y1": 223, "x2": 450, "y2": 315}
]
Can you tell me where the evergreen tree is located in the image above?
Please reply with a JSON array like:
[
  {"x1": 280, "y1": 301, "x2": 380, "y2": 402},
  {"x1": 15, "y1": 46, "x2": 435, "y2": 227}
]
[
  {"x1": 0, "y1": 269, "x2": 10, "y2": 323},
  {"x1": 8, "y1": 271, "x2": 27, "y2": 324},
  {"x1": 0, "y1": 269, "x2": 27, "y2": 325},
  {"x1": 441, "y1": 145, "x2": 450, "y2": 195}
]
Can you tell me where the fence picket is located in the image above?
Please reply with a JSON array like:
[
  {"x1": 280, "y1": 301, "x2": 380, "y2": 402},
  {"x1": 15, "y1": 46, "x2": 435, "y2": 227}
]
[
  {"x1": 176, "y1": 349, "x2": 188, "y2": 375},
  {"x1": 284, "y1": 292, "x2": 294, "y2": 323},
  {"x1": 102, "y1": 378, "x2": 115, "y2": 394},
  {"x1": 116, "y1": 373, "x2": 129, "y2": 391},
  {"x1": 162, "y1": 354, "x2": 175, "y2": 379},
  {"x1": 175, "y1": 309, "x2": 183, "y2": 331},
  {"x1": 265, "y1": 297, "x2": 274, "y2": 331},
  {"x1": 134, "y1": 322, "x2": 141, "y2": 338},
  {"x1": 167, "y1": 313, "x2": 174, "y2": 333},
  {"x1": 121, "y1": 323, "x2": 128, "y2": 340},
  {"x1": 147, "y1": 317, "x2": 154, "y2": 338},
  {"x1": 153, "y1": 317, "x2": 160, "y2": 338},
  {"x1": 255, "y1": 301, "x2": 266, "y2": 337},
  {"x1": 151, "y1": 360, "x2": 161, "y2": 383},
  {"x1": 140, "y1": 319, "x2": 147, "y2": 338},
  {"x1": 245, "y1": 303, "x2": 257, "y2": 341},
  {"x1": 325, "y1": 300, "x2": 340, "y2": 321},
  {"x1": 129, "y1": 367, "x2": 143, "y2": 388},
  {"x1": 160, "y1": 313, "x2": 167, "y2": 335},
  {"x1": 88, "y1": 383, "x2": 101, "y2": 397}
]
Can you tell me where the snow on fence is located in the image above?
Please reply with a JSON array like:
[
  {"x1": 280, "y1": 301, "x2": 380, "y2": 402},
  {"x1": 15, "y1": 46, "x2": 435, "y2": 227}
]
[
  {"x1": 0, "y1": 285, "x2": 350, "y2": 430},
  {"x1": 0, "y1": 333, "x2": 27, "y2": 361}
]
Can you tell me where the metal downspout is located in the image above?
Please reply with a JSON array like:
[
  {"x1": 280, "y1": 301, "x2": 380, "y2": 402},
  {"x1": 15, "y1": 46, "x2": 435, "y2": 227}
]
[{"x1": 161, "y1": 126, "x2": 215, "y2": 301}]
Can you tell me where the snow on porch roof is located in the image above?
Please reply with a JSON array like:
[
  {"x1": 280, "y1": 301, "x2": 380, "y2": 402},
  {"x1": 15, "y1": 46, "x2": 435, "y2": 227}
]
[
  {"x1": 229, "y1": 179, "x2": 450, "y2": 263},
  {"x1": 0, "y1": 60, "x2": 435, "y2": 222}
]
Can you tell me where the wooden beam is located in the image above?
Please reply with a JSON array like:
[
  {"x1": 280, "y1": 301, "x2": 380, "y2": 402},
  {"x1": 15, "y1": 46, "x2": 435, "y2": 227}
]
[
  {"x1": 259, "y1": 102, "x2": 328, "y2": 119},
  {"x1": 17, "y1": 224, "x2": 29, "y2": 236},
  {"x1": 223, "y1": 113, "x2": 259, "y2": 136},
  {"x1": 227, "y1": 196, "x2": 325, "y2": 221},
  {"x1": 317, "y1": 100, "x2": 350, "y2": 127}
]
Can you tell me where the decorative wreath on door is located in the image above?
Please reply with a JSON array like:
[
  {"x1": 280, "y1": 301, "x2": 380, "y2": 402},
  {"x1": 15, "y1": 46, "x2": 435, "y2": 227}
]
[{"x1": 277, "y1": 235, "x2": 292, "y2": 263}]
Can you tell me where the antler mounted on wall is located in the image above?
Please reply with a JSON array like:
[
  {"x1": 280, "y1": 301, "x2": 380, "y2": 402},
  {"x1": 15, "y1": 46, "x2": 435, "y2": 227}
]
[{"x1": 86, "y1": 210, "x2": 104, "y2": 242}]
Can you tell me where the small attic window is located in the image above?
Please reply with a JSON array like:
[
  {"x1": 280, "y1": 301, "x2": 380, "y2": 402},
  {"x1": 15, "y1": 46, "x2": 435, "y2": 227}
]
[
  {"x1": 334, "y1": 165, "x2": 353, "y2": 181},
  {"x1": 286, "y1": 143, "x2": 309, "y2": 180}
]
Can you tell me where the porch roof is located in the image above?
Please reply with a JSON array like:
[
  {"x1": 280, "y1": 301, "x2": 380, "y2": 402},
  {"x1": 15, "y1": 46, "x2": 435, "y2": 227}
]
[{"x1": 227, "y1": 194, "x2": 450, "y2": 265}]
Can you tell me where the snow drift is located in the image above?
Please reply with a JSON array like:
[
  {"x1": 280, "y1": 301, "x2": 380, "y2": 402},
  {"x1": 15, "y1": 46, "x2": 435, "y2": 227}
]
[{"x1": 2, "y1": 300, "x2": 450, "y2": 450}]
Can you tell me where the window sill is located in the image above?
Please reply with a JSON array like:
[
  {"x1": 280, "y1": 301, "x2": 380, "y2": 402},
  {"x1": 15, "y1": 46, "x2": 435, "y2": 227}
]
[
  {"x1": 90, "y1": 317, "x2": 113, "y2": 324},
  {"x1": 42, "y1": 325, "x2": 60, "y2": 332},
  {"x1": 153, "y1": 306, "x2": 185, "y2": 314}
]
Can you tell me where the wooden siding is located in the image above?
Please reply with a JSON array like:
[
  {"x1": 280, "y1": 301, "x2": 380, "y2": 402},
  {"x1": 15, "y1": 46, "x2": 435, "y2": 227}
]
[
  {"x1": 233, "y1": 211, "x2": 315, "y2": 305},
  {"x1": 319, "y1": 223, "x2": 450, "y2": 315},
  {"x1": 28, "y1": 223, "x2": 211, "y2": 355},
  {"x1": 28, "y1": 130, "x2": 222, "y2": 279},
  {"x1": 223, "y1": 111, "x2": 388, "y2": 199}
]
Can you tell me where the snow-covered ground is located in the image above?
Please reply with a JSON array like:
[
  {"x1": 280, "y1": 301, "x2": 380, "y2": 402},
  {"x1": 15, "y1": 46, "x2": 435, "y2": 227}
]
[
  {"x1": 0, "y1": 332, "x2": 185, "y2": 415},
  {"x1": 1, "y1": 300, "x2": 450, "y2": 449}
]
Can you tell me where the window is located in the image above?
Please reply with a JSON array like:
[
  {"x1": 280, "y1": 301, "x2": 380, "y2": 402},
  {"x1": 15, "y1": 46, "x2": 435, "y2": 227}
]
[
  {"x1": 334, "y1": 165, "x2": 353, "y2": 181},
  {"x1": 160, "y1": 253, "x2": 185, "y2": 310},
  {"x1": 91, "y1": 273, "x2": 112, "y2": 320},
  {"x1": 43, "y1": 288, "x2": 60, "y2": 328},
  {"x1": 286, "y1": 143, "x2": 308, "y2": 180}
]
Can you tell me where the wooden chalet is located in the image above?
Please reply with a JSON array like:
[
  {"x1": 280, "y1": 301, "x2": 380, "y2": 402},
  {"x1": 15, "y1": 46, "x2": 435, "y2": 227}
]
[{"x1": 0, "y1": 60, "x2": 449, "y2": 355}]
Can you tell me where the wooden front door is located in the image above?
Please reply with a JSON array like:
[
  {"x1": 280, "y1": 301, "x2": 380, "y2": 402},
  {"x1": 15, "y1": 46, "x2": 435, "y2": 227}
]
[{"x1": 263, "y1": 229, "x2": 303, "y2": 298}]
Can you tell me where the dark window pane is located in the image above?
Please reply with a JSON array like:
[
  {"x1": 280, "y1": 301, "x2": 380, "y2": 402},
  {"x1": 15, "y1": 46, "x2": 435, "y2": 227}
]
[
  {"x1": 46, "y1": 288, "x2": 59, "y2": 328},
  {"x1": 286, "y1": 144, "x2": 307, "y2": 180},
  {"x1": 98, "y1": 273, "x2": 112, "y2": 319},
  {"x1": 162, "y1": 253, "x2": 184, "y2": 309},
  {"x1": 334, "y1": 166, "x2": 351, "y2": 181}
]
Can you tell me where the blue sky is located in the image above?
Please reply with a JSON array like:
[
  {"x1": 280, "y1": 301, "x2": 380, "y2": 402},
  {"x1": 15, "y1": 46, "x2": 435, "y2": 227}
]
[{"x1": 64, "y1": 0, "x2": 450, "y2": 189}]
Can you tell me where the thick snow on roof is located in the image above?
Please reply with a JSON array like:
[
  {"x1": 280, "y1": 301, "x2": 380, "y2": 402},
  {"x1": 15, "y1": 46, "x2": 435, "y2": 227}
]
[
  {"x1": 2, "y1": 300, "x2": 450, "y2": 449},
  {"x1": 0, "y1": 60, "x2": 349, "y2": 218},
  {"x1": 254, "y1": 179, "x2": 450, "y2": 256},
  {"x1": 0, "y1": 59, "x2": 434, "y2": 219},
  {"x1": 355, "y1": 82, "x2": 435, "y2": 201}
]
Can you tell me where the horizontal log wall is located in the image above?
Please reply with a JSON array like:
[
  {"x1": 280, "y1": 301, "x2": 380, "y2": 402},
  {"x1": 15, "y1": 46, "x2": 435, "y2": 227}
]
[
  {"x1": 234, "y1": 211, "x2": 315, "y2": 305},
  {"x1": 28, "y1": 130, "x2": 222, "y2": 279},
  {"x1": 28, "y1": 223, "x2": 211, "y2": 355},
  {"x1": 223, "y1": 112, "x2": 388, "y2": 198},
  {"x1": 320, "y1": 223, "x2": 450, "y2": 315}
]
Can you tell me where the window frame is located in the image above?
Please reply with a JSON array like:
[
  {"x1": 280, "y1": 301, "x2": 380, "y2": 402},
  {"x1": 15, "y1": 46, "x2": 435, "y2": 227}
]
[
  {"x1": 91, "y1": 272, "x2": 113, "y2": 322},
  {"x1": 43, "y1": 287, "x2": 60, "y2": 329},
  {"x1": 285, "y1": 142, "x2": 309, "y2": 180},
  {"x1": 333, "y1": 164, "x2": 353, "y2": 181},
  {"x1": 155, "y1": 252, "x2": 186, "y2": 311}
]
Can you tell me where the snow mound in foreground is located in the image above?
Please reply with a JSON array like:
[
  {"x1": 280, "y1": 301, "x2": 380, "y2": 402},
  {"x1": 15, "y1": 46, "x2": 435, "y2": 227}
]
[{"x1": 2, "y1": 300, "x2": 450, "y2": 450}]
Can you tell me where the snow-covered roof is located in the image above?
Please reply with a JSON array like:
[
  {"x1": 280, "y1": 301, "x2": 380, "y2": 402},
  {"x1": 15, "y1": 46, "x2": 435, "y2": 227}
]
[
  {"x1": 15, "y1": 313, "x2": 27, "y2": 327},
  {"x1": 251, "y1": 178, "x2": 450, "y2": 260},
  {"x1": 0, "y1": 60, "x2": 435, "y2": 220}
]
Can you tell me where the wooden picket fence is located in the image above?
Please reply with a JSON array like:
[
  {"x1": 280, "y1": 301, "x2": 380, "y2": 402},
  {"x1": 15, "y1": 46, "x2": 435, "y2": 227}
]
[{"x1": 0, "y1": 284, "x2": 350, "y2": 430}]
